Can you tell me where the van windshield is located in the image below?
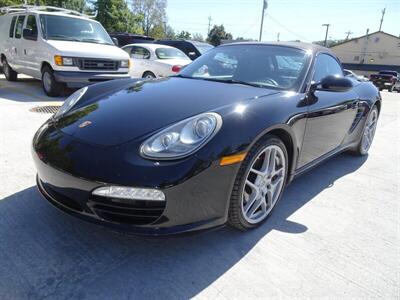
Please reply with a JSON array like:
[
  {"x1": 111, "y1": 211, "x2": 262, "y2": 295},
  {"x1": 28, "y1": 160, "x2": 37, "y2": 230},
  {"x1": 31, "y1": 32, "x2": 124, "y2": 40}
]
[{"x1": 40, "y1": 15, "x2": 113, "y2": 45}]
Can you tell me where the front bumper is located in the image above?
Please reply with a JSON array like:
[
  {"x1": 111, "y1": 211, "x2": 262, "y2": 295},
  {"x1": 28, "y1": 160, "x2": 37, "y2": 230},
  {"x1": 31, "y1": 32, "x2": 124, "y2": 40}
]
[
  {"x1": 32, "y1": 124, "x2": 239, "y2": 235},
  {"x1": 53, "y1": 71, "x2": 131, "y2": 88}
]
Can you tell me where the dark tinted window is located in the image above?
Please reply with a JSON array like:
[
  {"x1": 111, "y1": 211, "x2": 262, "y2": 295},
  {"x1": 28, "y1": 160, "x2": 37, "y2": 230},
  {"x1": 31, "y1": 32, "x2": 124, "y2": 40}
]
[
  {"x1": 131, "y1": 46, "x2": 150, "y2": 59},
  {"x1": 26, "y1": 15, "x2": 38, "y2": 34},
  {"x1": 312, "y1": 54, "x2": 343, "y2": 82},
  {"x1": 15, "y1": 15, "x2": 25, "y2": 39},
  {"x1": 9, "y1": 16, "x2": 17, "y2": 38}
]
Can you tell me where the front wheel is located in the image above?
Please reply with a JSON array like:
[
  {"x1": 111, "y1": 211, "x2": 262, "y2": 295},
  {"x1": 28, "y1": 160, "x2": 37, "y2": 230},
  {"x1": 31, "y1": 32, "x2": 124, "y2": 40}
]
[
  {"x1": 228, "y1": 135, "x2": 288, "y2": 231},
  {"x1": 353, "y1": 106, "x2": 379, "y2": 156},
  {"x1": 142, "y1": 71, "x2": 156, "y2": 79},
  {"x1": 41, "y1": 66, "x2": 65, "y2": 97}
]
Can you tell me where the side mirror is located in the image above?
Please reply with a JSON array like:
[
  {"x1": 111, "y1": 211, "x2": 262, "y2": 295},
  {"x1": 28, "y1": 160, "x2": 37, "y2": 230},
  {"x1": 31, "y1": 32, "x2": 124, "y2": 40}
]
[
  {"x1": 112, "y1": 37, "x2": 119, "y2": 46},
  {"x1": 311, "y1": 75, "x2": 353, "y2": 92},
  {"x1": 23, "y1": 28, "x2": 37, "y2": 41}
]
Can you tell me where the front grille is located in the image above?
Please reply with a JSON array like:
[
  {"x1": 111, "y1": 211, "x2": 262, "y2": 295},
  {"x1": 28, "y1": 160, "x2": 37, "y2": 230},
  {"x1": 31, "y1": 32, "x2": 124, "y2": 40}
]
[
  {"x1": 42, "y1": 182, "x2": 84, "y2": 212},
  {"x1": 88, "y1": 197, "x2": 165, "y2": 225},
  {"x1": 30, "y1": 105, "x2": 60, "y2": 114},
  {"x1": 77, "y1": 59, "x2": 119, "y2": 71}
]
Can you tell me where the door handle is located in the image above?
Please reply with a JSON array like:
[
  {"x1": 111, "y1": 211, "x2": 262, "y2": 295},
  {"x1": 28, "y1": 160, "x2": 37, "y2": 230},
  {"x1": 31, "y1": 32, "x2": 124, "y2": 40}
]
[{"x1": 24, "y1": 49, "x2": 27, "y2": 55}]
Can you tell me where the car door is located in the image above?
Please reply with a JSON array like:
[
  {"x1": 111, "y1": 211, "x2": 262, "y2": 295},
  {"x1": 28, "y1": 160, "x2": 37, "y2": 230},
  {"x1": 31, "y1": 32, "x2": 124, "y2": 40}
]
[
  {"x1": 129, "y1": 46, "x2": 151, "y2": 78},
  {"x1": 298, "y1": 53, "x2": 359, "y2": 168},
  {"x1": 20, "y1": 14, "x2": 40, "y2": 78}
]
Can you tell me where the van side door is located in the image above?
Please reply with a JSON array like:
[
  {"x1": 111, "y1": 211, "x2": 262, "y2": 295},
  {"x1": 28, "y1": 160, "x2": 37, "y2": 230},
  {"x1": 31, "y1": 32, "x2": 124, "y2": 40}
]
[
  {"x1": 12, "y1": 14, "x2": 26, "y2": 71},
  {"x1": 20, "y1": 14, "x2": 40, "y2": 78}
]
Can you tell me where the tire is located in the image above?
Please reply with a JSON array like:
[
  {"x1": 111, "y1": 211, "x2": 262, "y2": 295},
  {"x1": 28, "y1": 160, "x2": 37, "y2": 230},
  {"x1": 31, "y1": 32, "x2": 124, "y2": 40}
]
[
  {"x1": 41, "y1": 65, "x2": 65, "y2": 97},
  {"x1": 352, "y1": 106, "x2": 379, "y2": 156},
  {"x1": 2, "y1": 57, "x2": 18, "y2": 81},
  {"x1": 142, "y1": 71, "x2": 156, "y2": 79},
  {"x1": 228, "y1": 135, "x2": 289, "y2": 231},
  {"x1": 389, "y1": 85, "x2": 395, "y2": 92}
]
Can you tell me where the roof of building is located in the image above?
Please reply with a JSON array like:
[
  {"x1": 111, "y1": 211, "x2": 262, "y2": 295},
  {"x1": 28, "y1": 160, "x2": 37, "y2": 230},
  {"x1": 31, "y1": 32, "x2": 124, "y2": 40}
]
[{"x1": 330, "y1": 31, "x2": 400, "y2": 48}]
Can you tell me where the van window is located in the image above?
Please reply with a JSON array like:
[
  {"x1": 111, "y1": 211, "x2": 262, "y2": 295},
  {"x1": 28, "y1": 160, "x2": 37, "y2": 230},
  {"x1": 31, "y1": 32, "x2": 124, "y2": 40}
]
[
  {"x1": 26, "y1": 15, "x2": 38, "y2": 36},
  {"x1": 15, "y1": 15, "x2": 25, "y2": 39},
  {"x1": 9, "y1": 16, "x2": 17, "y2": 38}
]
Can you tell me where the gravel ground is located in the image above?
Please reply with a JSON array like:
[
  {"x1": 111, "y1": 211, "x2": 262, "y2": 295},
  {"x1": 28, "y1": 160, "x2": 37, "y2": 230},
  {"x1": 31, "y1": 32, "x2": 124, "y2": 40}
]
[{"x1": 0, "y1": 75, "x2": 399, "y2": 299}]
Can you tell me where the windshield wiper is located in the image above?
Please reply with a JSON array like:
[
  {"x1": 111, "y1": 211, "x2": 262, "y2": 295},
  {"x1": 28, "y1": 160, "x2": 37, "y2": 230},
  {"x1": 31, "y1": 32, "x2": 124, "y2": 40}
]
[
  {"x1": 47, "y1": 35, "x2": 80, "y2": 42},
  {"x1": 197, "y1": 77, "x2": 266, "y2": 88}
]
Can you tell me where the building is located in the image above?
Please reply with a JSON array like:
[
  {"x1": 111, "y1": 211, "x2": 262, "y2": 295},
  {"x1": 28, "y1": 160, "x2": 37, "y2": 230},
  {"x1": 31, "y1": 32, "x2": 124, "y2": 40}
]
[{"x1": 330, "y1": 31, "x2": 400, "y2": 75}]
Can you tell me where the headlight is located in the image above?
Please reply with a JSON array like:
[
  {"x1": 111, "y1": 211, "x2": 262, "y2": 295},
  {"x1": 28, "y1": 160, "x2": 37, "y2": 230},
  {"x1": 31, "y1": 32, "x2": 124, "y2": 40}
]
[
  {"x1": 120, "y1": 60, "x2": 130, "y2": 68},
  {"x1": 54, "y1": 55, "x2": 74, "y2": 66},
  {"x1": 54, "y1": 87, "x2": 88, "y2": 118},
  {"x1": 140, "y1": 112, "x2": 222, "y2": 159}
]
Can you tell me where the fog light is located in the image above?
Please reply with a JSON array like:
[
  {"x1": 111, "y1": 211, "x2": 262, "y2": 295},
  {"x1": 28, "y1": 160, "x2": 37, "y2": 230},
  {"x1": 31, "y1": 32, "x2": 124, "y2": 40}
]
[{"x1": 92, "y1": 186, "x2": 165, "y2": 201}]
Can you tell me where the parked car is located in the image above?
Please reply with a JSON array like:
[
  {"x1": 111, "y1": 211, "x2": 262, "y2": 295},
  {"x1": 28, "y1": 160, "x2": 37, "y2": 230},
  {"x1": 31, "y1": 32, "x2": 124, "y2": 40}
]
[
  {"x1": 32, "y1": 42, "x2": 381, "y2": 235},
  {"x1": 369, "y1": 70, "x2": 400, "y2": 92},
  {"x1": 109, "y1": 33, "x2": 154, "y2": 47},
  {"x1": 343, "y1": 69, "x2": 369, "y2": 82},
  {"x1": 0, "y1": 5, "x2": 130, "y2": 96},
  {"x1": 122, "y1": 43, "x2": 191, "y2": 78},
  {"x1": 154, "y1": 39, "x2": 214, "y2": 60}
]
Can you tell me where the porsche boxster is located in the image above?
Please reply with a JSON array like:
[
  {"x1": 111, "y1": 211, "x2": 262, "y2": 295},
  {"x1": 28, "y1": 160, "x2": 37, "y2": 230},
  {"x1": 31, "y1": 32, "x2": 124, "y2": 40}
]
[{"x1": 32, "y1": 42, "x2": 381, "y2": 235}]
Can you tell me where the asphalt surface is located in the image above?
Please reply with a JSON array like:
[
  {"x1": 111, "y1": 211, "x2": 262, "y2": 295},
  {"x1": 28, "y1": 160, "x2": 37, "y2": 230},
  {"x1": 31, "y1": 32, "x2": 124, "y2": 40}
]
[{"x1": 0, "y1": 75, "x2": 399, "y2": 299}]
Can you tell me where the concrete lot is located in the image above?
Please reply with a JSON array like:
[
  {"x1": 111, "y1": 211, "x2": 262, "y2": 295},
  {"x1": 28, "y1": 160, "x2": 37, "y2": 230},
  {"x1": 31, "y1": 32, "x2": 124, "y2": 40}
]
[{"x1": 0, "y1": 75, "x2": 399, "y2": 299}]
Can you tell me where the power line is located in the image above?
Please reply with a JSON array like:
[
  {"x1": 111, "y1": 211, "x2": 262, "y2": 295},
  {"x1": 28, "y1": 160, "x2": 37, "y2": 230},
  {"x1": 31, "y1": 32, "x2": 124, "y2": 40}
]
[{"x1": 266, "y1": 14, "x2": 311, "y2": 42}]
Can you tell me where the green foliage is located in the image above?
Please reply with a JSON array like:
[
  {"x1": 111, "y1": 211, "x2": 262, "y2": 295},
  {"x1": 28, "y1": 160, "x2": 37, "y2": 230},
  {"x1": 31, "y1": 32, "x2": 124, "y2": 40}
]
[
  {"x1": 131, "y1": 0, "x2": 166, "y2": 36},
  {"x1": 207, "y1": 24, "x2": 233, "y2": 46},
  {"x1": 93, "y1": 0, "x2": 143, "y2": 34},
  {"x1": 149, "y1": 24, "x2": 164, "y2": 39},
  {"x1": 176, "y1": 30, "x2": 191, "y2": 40},
  {"x1": 192, "y1": 33, "x2": 204, "y2": 42},
  {"x1": 164, "y1": 24, "x2": 175, "y2": 39}
]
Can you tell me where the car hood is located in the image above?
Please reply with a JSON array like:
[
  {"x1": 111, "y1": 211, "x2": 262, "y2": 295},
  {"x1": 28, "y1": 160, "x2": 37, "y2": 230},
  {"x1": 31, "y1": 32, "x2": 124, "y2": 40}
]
[
  {"x1": 56, "y1": 77, "x2": 279, "y2": 147},
  {"x1": 47, "y1": 40, "x2": 129, "y2": 60}
]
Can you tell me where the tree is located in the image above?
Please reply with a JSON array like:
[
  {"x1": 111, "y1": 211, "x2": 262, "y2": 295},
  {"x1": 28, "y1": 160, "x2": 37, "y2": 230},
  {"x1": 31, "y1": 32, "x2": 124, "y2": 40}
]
[
  {"x1": 207, "y1": 25, "x2": 233, "y2": 46},
  {"x1": 192, "y1": 33, "x2": 204, "y2": 42},
  {"x1": 165, "y1": 24, "x2": 175, "y2": 39},
  {"x1": 94, "y1": 0, "x2": 143, "y2": 34},
  {"x1": 131, "y1": 0, "x2": 167, "y2": 36},
  {"x1": 176, "y1": 30, "x2": 191, "y2": 40}
]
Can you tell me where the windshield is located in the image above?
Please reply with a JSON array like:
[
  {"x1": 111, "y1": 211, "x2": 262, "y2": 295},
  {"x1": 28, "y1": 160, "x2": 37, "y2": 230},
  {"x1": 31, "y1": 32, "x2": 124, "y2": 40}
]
[
  {"x1": 40, "y1": 15, "x2": 113, "y2": 45},
  {"x1": 379, "y1": 71, "x2": 397, "y2": 76},
  {"x1": 179, "y1": 44, "x2": 311, "y2": 91},
  {"x1": 155, "y1": 47, "x2": 189, "y2": 60},
  {"x1": 193, "y1": 43, "x2": 214, "y2": 54}
]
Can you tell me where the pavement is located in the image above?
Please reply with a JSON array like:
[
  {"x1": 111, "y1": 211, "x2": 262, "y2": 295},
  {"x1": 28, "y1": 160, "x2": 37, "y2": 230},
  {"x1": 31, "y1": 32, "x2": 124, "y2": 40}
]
[{"x1": 0, "y1": 74, "x2": 399, "y2": 299}]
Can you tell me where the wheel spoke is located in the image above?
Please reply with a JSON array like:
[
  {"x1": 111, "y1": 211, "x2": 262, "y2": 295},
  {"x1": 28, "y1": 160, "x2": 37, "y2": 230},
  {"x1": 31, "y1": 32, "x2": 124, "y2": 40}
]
[
  {"x1": 250, "y1": 167, "x2": 265, "y2": 177},
  {"x1": 247, "y1": 195, "x2": 264, "y2": 217},
  {"x1": 268, "y1": 148, "x2": 276, "y2": 175}
]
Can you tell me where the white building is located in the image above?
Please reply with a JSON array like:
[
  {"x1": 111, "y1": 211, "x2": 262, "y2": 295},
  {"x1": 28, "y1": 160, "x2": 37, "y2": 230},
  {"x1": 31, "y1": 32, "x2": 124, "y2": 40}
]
[{"x1": 330, "y1": 31, "x2": 400, "y2": 75}]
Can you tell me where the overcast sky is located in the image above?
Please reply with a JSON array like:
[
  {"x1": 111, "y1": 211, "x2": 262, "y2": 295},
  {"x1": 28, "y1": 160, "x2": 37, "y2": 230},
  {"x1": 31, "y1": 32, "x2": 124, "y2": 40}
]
[{"x1": 167, "y1": 0, "x2": 400, "y2": 42}]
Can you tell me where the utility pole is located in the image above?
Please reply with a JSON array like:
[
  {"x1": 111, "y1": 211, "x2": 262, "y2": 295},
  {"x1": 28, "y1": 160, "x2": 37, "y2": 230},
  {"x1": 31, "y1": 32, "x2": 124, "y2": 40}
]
[
  {"x1": 207, "y1": 15, "x2": 212, "y2": 35},
  {"x1": 345, "y1": 30, "x2": 353, "y2": 40},
  {"x1": 277, "y1": 32, "x2": 280, "y2": 42},
  {"x1": 361, "y1": 28, "x2": 370, "y2": 64},
  {"x1": 322, "y1": 24, "x2": 330, "y2": 47},
  {"x1": 379, "y1": 8, "x2": 386, "y2": 31},
  {"x1": 259, "y1": 0, "x2": 268, "y2": 41}
]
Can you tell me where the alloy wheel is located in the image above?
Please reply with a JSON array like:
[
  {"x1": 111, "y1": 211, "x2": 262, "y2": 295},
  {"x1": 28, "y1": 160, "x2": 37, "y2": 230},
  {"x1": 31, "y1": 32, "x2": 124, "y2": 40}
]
[
  {"x1": 241, "y1": 145, "x2": 286, "y2": 224},
  {"x1": 361, "y1": 108, "x2": 378, "y2": 154}
]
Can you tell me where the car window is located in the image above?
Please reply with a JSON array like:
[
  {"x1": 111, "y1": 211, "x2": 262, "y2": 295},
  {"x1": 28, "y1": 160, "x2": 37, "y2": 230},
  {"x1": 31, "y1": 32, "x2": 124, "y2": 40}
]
[
  {"x1": 123, "y1": 46, "x2": 132, "y2": 55},
  {"x1": 15, "y1": 15, "x2": 26, "y2": 39},
  {"x1": 25, "y1": 15, "x2": 38, "y2": 34},
  {"x1": 131, "y1": 46, "x2": 150, "y2": 59},
  {"x1": 9, "y1": 16, "x2": 17, "y2": 38},
  {"x1": 180, "y1": 45, "x2": 311, "y2": 90},
  {"x1": 312, "y1": 54, "x2": 343, "y2": 82},
  {"x1": 155, "y1": 47, "x2": 189, "y2": 60}
]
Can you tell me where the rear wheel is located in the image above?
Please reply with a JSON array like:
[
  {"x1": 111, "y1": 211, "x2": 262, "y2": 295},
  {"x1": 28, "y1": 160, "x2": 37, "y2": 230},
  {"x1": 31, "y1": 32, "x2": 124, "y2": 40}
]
[
  {"x1": 353, "y1": 106, "x2": 379, "y2": 156},
  {"x1": 142, "y1": 71, "x2": 156, "y2": 79},
  {"x1": 2, "y1": 57, "x2": 18, "y2": 81},
  {"x1": 228, "y1": 135, "x2": 288, "y2": 231},
  {"x1": 41, "y1": 65, "x2": 65, "y2": 97}
]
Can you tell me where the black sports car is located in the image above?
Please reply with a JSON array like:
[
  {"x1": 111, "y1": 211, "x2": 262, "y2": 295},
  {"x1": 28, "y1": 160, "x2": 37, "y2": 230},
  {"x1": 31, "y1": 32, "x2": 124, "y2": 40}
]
[{"x1": 32, "y1": 42, "x2": 381, "y2": 235}]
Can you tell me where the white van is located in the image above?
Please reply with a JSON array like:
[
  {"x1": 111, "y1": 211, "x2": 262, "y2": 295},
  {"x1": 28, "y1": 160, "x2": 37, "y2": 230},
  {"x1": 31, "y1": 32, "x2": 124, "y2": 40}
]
[{"x1": 0, "y1": 6, "x2": 130, "y2": 96}]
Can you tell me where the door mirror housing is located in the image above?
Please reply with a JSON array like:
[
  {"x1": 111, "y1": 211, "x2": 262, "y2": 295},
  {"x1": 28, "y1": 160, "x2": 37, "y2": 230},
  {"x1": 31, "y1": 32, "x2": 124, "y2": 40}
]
[
  {"x1": 23, "y1": 28, "x2": 37, "y2": 41},
  {"x1": 311, "y1": 75, "x2": 353, "y2": 92},
  {"x1": 112, "y1": 37, "x2": 119, "y2": 46}
]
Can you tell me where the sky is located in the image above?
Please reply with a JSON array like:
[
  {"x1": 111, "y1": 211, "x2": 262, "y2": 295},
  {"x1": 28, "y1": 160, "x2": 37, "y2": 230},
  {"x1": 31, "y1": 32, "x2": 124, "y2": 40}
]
[{"x1": 166, "y1": 0, "x2": 400, "y2": 42}]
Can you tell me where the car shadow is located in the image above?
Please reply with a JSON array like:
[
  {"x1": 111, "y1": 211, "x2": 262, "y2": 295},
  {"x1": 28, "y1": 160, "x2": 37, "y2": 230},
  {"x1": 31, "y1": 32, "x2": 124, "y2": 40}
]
[
  {"x1": 0, "y1": 75, "x2": 68, "y2": 102},
  {"x1": 0, "y1": 153, "x2": 367, "y2": 299}
]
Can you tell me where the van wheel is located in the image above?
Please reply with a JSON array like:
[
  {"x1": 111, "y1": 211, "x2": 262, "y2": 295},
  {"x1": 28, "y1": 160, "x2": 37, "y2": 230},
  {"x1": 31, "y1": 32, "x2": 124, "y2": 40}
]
[
  {"x1": 2, "y1": 58, "x2": 18, "y2": 81},
  {"x1": 142, "y1": 71, "x2": 156, "y2": 79},
  {"x1": 41, "y1": 66, "x2": 65, "y2": 97}
]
